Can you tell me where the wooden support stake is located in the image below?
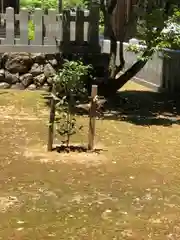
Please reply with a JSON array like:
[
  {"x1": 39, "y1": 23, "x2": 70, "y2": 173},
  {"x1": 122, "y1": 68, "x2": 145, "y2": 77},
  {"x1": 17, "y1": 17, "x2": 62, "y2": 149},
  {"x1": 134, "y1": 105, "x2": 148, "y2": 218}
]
[
  {"x1": 47, "y1": 85, "x2": 56, "y2": 151},
  {"x1": 88, "y1": 85, "x2": 98, "y2": 150}
]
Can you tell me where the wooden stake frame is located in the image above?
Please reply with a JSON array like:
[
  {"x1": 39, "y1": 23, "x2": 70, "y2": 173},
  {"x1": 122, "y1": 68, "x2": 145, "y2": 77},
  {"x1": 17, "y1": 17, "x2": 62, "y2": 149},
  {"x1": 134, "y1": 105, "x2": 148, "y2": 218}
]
[
  {"x1": 47, "y1": 85, "x2": 56, "y2": 151},
  {"x1": 88, "y1": 85, "x2": 98, "y2": 150}
]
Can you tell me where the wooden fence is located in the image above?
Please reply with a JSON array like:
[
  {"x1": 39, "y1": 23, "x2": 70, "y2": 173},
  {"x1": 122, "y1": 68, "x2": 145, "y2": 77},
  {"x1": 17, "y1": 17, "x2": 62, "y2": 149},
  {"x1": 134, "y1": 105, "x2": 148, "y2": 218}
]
[{"x1": 0, "y1": 5, "x2": 100, "y2": 54}]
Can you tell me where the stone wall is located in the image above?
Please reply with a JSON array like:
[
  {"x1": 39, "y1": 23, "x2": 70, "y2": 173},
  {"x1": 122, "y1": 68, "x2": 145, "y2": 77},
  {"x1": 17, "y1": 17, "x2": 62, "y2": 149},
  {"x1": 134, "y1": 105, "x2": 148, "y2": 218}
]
[{"x1": 0, "y1": 52, "x2": 63, "y2": 90}]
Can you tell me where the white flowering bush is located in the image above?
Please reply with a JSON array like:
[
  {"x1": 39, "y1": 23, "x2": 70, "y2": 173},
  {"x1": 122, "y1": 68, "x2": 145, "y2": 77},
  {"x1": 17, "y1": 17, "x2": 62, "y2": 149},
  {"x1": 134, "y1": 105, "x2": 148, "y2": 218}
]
[{"x1": 158, "y1": 9, "x2": 180, "y2": 50}]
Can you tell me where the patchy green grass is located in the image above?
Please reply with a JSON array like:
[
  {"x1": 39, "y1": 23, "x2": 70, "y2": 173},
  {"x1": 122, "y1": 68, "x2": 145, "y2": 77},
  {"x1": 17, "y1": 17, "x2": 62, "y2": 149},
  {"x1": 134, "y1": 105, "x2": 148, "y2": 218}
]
[{"x1": 1, "y1": 83, "x2": 180, "y2": 239}]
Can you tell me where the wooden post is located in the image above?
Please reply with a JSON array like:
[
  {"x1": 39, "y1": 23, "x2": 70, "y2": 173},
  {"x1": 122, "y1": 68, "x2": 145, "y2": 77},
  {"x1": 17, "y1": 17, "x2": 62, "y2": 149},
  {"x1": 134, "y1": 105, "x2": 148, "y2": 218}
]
[
  {"x1": 58, "y1": 0, "x2": 62, "y2": 13},
  {"x1": 88, "y1": 0, "x2": 100, "y2": 51},
  {"x1": 47, "y1": 85, "x2": 56, "y2": 151},
  {"x1": 62, "y1": 10, "x2": 70, "y2": 45},
  {"x1": 88, "y1": 85, "x2": 98, "y2": 150}
]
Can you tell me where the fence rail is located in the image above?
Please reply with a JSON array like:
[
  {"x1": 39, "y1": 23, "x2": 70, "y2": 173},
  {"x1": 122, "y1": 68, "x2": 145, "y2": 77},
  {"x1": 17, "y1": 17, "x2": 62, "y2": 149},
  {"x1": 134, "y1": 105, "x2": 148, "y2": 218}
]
[{"x1": 0, "y1": 6, "x2": 100, "y2": 53}]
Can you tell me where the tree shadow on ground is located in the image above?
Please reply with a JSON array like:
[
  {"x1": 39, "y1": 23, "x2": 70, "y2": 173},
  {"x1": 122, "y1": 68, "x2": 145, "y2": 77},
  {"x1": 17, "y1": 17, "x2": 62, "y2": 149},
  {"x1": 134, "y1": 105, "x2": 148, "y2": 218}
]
[
  {"x1": 42, "y1": 90, "x2": 180, "y2": 127},
  {"x1": 101, "y1": 90, "x2": 180, "y2": 126},
  {"x1": 0, "y1": 91, "x2": 8, "y2": 95}
]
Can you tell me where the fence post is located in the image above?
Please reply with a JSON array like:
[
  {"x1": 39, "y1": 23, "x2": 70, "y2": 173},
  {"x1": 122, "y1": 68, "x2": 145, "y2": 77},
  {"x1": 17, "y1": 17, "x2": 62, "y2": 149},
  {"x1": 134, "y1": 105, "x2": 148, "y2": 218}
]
[
  {"x1": 75, "y1": 9, "x2": 84, "y2": 45},
  {"x1": 88, "y1": 0, "x2": 100, "y2": 50},
  {"x1": 19, "y1": 8, "x2": 29, "y2": 45},
  {"x1": 88, "y1": 85, "x2": 98, "y2": 150},
  {"x1": 32, "y1": 8, "x2": 43, "y2": 46},
  {"x1": 58, "y1": 0, "x2": 62, "y2": 13},
  {"x1": 62, "y1": 9, "x2": 70, "y2": 45},
  {"x1": 3, "y1": 7, "x2": 15, "y2": 45},
  {"x1": 44, "y1": 9, "x2": 57, "y2": 46}
]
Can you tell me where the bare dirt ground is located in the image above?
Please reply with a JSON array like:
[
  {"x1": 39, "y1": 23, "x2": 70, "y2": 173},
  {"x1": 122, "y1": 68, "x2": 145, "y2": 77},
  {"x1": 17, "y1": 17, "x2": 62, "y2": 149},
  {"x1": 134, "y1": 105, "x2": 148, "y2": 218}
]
[{"x1": 1, "y1": 83, "x2": 180, "y2": 239}]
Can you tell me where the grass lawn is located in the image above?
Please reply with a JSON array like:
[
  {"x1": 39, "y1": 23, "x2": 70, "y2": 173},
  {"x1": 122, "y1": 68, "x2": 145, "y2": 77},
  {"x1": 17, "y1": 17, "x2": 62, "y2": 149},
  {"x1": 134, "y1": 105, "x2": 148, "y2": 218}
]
[{"x1": 1, "y1": 82, "x2": 180, "y2": 239}]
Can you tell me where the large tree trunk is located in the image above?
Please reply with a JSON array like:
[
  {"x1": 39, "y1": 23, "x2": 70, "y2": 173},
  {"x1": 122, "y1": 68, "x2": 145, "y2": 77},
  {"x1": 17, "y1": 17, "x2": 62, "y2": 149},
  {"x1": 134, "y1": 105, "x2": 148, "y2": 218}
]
[
  {"x1": 100, "y1": 0, "x2": 139, "y2": 79},
  {"x1": 98, "y1": 0, "x2": 174, "y2": 97},
  {"x1": 99, "y1": 0, "x2": 141, "y2": 96}
]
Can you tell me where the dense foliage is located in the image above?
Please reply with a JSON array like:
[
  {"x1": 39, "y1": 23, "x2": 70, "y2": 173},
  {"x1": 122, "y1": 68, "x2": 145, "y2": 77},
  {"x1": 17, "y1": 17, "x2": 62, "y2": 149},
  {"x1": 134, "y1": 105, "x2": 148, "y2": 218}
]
[
  {"x1": 127, "y1": 7, "x2": 180, "y2": 56},
  {"x1": 137, "y1": 7, "x2": 180, "y2": 50},
  {"x1": 159, "y1": 9, "x2": 180, "y2": 50},
  {"x1": 20, "y1": 0, "x2": 88, "y2": 10}
]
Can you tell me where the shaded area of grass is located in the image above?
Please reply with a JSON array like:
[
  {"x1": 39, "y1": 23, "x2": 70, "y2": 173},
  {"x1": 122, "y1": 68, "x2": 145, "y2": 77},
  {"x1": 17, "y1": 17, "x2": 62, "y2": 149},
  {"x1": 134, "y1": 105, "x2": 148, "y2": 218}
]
[
  {"x1": 63, "y1": 81, "x2": 180, "y2": 127},
  {"x1": 1, "y1": 83, "x2": 180, "y2": 239},
  {"x1": 103, "y1": 89, "x2": 180, "y2": 126}
]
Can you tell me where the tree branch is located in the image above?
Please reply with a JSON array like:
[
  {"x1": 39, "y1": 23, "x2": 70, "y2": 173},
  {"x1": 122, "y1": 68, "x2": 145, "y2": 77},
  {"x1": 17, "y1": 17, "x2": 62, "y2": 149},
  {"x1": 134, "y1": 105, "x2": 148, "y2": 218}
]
[{"x1": 99, "y1": 48, "x2": 154, "y2": 97}]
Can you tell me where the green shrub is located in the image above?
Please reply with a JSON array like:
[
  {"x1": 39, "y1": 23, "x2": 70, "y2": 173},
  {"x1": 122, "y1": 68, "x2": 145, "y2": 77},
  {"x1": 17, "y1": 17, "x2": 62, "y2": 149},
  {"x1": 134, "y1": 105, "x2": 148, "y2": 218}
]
[
  {"x1": 136, "y1": 8, "x2": 180, "y2": 50},
  {"x1": 54, "y1": 60, "x2": 91, "y2": 147},
  {"x1": 157, "y1": 9, "x2": 180, "y2": 50},
  {"x1": 20, "y1": 0, "x2": 56, "y2": 9},
  {"x1": 20, "y1": 0, "x2": 87, "y2": 11}
]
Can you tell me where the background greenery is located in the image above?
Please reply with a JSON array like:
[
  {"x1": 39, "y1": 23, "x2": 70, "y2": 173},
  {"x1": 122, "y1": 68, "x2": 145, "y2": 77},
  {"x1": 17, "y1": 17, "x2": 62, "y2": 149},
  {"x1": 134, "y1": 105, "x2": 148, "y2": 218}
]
[
  {"x1": 20, "y1": 0, "x2": 104, "y2": 40},
  {"x1": 20, "y1": 0, "x2": 88, "y2": 10},
  {"x1": 137, "y1": 7, "x2": 180, "y2": 50}
]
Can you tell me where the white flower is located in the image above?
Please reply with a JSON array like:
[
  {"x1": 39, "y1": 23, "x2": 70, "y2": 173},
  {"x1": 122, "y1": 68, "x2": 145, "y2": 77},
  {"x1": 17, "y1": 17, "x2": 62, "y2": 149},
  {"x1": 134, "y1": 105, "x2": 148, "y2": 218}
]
[{"x1": 162, "y1": 22, "x2": 180, "y2": 35}]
